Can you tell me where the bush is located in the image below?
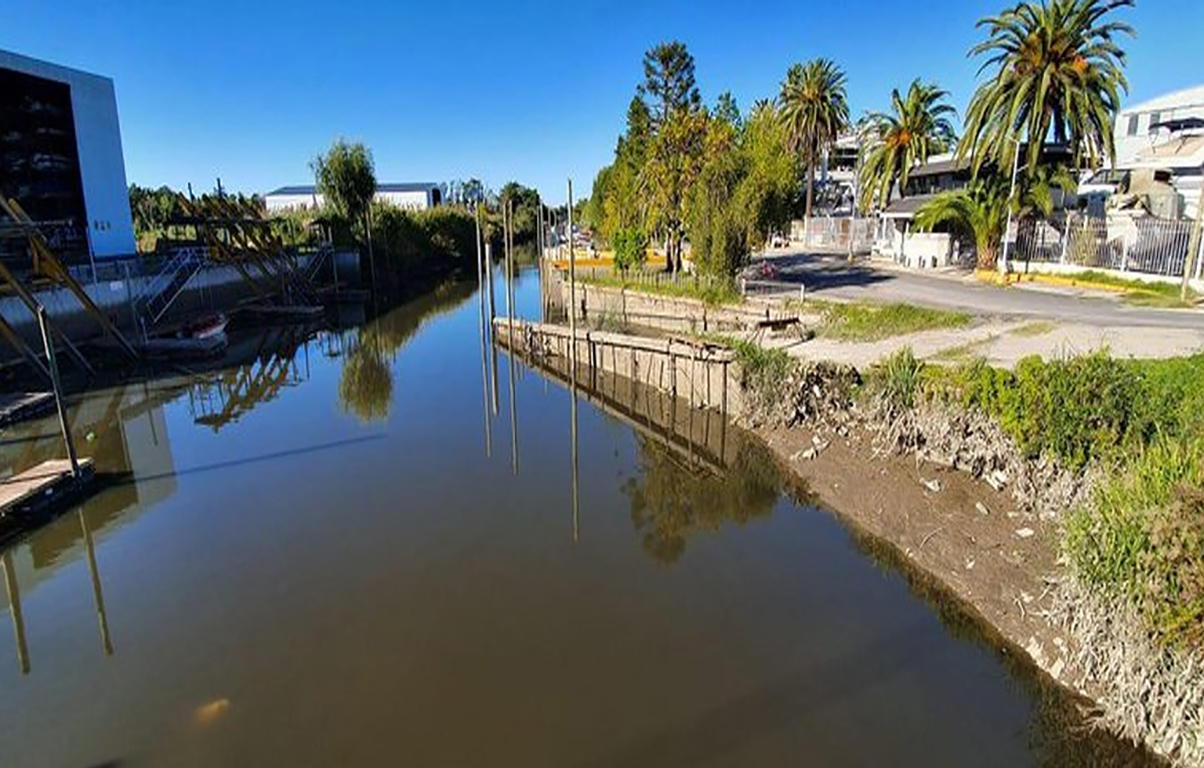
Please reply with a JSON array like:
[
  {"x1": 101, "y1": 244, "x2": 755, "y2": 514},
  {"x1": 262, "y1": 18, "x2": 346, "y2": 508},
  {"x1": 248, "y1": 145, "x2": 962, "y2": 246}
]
[
  {"x1": 867, "y1": 347, "x2": 924, "y2": 416},
  {"x1": 923, "y1": 352, "x2": 1204, "y2": 471},
  {"x1": 612, "y1": 228, "x2": 648, "y2": 274},
  {"x1": 1065, "y1": 436, "x2": 1204, "y2": 649}
]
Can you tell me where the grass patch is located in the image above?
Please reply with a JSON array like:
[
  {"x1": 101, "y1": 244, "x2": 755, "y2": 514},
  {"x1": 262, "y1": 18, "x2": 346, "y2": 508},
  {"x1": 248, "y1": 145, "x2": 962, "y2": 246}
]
[
  {"x1": 580, "y1": 271, "x2": 742, "y2": 307},
  {"x1": 1009, "y1": 321, "x2": 1056, "y2": 338},
  {"x1": 817, "y1": 301, "x2": 972, "y2": 342},
  {"x1": 931, "y1": 339, "x2": 994, "y2": 362},
  {"x1": 1037, "y1": 269, "x2": 1200, "y2": 308}
]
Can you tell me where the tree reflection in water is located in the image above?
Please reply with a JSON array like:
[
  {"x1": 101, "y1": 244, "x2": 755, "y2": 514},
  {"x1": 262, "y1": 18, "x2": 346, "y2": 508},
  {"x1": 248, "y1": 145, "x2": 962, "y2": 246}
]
[
  {"x1": 624, "y1": 434, "x2": 784, "y2": 565},
  {"x1": 337, "y1": 280, "x2": 477, "y2": 423},
  {"x1": 338, "y1": 336, "x2": 393, "y2": 422}
]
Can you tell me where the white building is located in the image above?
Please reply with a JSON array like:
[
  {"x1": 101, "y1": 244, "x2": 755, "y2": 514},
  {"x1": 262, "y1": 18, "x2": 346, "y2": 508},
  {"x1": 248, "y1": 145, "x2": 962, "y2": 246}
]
[
  {"x1": 0, "y1": 49, "x2": 136, "y2": 260},
  {"x1": 1110, "y1": 85, "x2": 1204, "y2": 219},
  {"x1": 1114, "y1": 84, "x2": 1204, "y2": 168},
  {"x1": 265, "y1": 183, "x2": 442, "y2": 214}
]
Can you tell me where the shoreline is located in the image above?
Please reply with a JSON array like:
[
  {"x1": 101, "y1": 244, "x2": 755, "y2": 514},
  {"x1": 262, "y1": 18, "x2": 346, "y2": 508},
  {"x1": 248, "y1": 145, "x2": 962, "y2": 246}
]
[{"x1": 500, "y1": 298, "x2": 1187, "y2": 765}]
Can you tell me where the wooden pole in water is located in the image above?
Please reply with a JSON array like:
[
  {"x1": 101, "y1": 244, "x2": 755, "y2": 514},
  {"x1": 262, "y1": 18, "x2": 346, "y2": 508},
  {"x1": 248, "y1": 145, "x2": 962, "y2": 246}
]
[
  {"x1": 37, "y1": 306, "x2": 80, "y2": 480},
  {"x1": 79, "y1": 508, "x2": 113, "y2": 656},
  {"x1": 2, "y1": 551, "x2": 29, "y2": 674},
  {"x1": 568, "y1": 179, "x2": 580, "y2": 543}
]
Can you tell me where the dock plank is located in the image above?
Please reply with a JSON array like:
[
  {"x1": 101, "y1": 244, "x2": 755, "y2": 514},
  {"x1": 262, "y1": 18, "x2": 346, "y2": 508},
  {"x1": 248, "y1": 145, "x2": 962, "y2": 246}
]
[
  {"x1": 0, "y1": 458, "x2": 94, "y2": 517},
  {"x1": 0, "y1": 392, "x2": 54, "y2": 428}
]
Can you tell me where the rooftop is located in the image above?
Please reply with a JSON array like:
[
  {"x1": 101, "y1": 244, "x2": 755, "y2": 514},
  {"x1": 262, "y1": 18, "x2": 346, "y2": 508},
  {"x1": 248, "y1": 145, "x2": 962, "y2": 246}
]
[
  {"x1": 266, "y1": 182, "x2": 439, "y2": 197},
  {"x1": 1120, "y1": 84, "x2": 1204, "y2": 116}
]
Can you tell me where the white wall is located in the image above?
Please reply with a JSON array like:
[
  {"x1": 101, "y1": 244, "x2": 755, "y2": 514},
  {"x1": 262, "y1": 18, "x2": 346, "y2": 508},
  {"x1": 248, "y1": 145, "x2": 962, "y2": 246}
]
[
  {"x1": 1114, "y1": 85, "x2": 1204, "y2": 167},
  {"x1": 0, "y1": 49, "x2": 136, "y2": 259},
  {"x1": 265, "y1": 188, "x2": 434, "y2": 213}
]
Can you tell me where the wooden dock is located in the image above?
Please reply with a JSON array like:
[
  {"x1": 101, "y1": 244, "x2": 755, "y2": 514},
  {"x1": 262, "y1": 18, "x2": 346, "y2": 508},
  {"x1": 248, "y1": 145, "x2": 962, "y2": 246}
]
[
  {"x1": 0, "y1": 392, "x2": 54, "y2": 428},
  {"x1": 0, "y1": 458, "x2": 94, "y2": 520}
]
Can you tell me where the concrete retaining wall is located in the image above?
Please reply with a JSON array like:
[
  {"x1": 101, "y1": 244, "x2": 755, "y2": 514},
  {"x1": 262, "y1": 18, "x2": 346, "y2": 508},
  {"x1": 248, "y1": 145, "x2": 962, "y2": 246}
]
[
  {"x1": 493, "y1": 318, "x2": 744, "y2": 417},
  {"x1": 0, "y1": 250, "x2": 360, "y2": 358},
  {"x1": 552, "y1": 272, "x2": 794, "y2": 335}
]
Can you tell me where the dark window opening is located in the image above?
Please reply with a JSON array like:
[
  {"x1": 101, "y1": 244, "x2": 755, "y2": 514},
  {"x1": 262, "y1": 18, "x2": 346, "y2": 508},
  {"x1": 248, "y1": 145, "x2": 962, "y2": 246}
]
[{"x1": 0, "y1": 66, "x2": 89, "y2": 267}]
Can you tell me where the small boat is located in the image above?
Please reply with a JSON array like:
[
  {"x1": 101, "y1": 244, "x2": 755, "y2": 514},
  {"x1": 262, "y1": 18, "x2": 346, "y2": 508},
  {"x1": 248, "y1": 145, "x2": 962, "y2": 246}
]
[{"x1": 179, "y1": 312, "x2": 229, "y2": 341}]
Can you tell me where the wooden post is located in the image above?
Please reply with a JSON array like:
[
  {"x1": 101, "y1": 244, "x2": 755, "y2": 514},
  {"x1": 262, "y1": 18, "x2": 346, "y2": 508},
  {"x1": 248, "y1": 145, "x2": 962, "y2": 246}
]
[
  {"x1": 37, "y1": 306, "x2": 80, "y2": 480},
  {"x1": 1183, "y1": 203, "x2": 1204, "y2": 302},
  {"x1": 476, "y1": 205, "x2": 492, "y2": 458}
]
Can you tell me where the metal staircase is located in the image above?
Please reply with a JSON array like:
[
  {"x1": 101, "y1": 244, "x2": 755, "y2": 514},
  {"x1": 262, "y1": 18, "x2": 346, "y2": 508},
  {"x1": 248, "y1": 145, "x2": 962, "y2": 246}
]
[{"x1": 136, "y1": 246, "x2": 207, "y2": 328}]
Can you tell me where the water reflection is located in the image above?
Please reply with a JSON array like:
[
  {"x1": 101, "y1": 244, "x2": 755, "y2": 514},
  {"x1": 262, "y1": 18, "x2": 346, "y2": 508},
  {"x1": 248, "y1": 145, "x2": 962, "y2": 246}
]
[
  {"x1": 338, "y1": 335, "x2": 392, "y2": 423},
  {"x1": 188, "y1": 325, "x2": 316, "y2": 432},
  {"x1": 0, "y1": 271, "x2": 1166, "y2": 768},
  {"x1": 337, "y1": 281, "x2": 477, "y2": 422},
  {"x1": 625, "y1": 436, "x2": 782, "y2": 565}
]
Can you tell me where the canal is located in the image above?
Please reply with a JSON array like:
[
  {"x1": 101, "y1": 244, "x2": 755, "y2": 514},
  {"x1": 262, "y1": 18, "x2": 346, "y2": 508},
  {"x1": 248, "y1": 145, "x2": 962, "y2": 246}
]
[{"x1": 0, "y1": 268, "x2": 1159, "y2": 767}]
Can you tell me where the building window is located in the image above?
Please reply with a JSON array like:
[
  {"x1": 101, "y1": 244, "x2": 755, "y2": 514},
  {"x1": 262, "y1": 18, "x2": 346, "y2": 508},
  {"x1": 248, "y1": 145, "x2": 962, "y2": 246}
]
[
  {"x1": 1127, "y1": 114, "x2": 1140, "y2": 137},
  {"x1": 1149, "y1": 111, "x2": 1162, "y2": 132}
]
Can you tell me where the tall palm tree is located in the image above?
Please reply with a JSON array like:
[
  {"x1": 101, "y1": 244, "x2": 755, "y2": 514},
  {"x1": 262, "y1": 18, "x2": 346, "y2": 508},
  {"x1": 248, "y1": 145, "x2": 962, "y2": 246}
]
[
  {"x1": 915, "y1": 179, "x2": 1011, "y2": 270},
  {"x1": 859, "y1": 80, "x2": 958, "y2": 211},
  {"x1": 960, "y1": 0, "x2": 1134, "y2": 175},
  {"x1": 779, "y1": 58, "x2": 849, "y2": 226}
]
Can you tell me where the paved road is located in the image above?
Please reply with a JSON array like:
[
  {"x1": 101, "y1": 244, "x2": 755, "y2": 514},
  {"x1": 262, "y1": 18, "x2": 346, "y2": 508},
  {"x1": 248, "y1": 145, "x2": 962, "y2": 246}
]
[{"x1": 762, "y1": 252, "x2": 1204, "y2": 330}]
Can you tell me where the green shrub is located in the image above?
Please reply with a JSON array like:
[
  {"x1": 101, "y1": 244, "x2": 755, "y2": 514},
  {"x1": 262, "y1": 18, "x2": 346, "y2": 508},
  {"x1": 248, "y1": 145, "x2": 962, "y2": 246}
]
[
  {"x1": 1065, "y1": 436, "x2": 1204, "y2": 649},
  {"x1": 612, "y1": 228, "x2": 648, "y2": 274},
  {"x1": 867, "y1": 347, "x2": 924, "y2": 415},
  {"x1": 729, "y1": 338, "x2": 796, "y2": 411}
]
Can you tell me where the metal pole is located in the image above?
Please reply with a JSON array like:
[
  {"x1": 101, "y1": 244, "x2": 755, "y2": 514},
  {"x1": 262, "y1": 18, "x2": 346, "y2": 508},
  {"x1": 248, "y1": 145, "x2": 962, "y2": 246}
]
[
  {"x1": 1001, "y1": 138, "x2": 1021, "y2": 276},
  {"x1": 568, "y1": 180, "x2": 577, "y2": 340},
  {"x1": 1184, "y1": 201, "x2": 1204, "y2": 301},
  {"x1": 37, "y1": 306, "x2": 80, "y2": 479}
]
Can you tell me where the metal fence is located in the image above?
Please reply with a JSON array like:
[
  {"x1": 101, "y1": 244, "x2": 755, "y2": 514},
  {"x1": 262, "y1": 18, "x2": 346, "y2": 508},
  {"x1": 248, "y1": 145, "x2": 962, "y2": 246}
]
[
  {"x1": 790, "y1": 216, "x2": 875, "y2": 253},
  {"x1": 1013, "y1": 212, "x2": 1202, "y2": 280}
]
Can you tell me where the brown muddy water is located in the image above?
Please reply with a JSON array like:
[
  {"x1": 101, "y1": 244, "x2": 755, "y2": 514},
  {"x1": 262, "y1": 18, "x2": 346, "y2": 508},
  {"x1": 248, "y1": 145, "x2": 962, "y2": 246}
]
[{"x1": 0, "y1": 269, "x2": 1162, "y2": 767}]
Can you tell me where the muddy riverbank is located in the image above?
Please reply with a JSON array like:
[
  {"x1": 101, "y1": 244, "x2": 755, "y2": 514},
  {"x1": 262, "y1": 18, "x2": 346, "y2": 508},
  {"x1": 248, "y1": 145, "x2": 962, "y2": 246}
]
[{"x1": 498, "y1": 307, "x2": 1186, "y2": 765}]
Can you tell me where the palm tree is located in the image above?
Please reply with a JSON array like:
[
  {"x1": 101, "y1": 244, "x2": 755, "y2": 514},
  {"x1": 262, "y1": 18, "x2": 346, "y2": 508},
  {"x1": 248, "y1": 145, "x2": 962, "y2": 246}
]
[
  {"x1": 779, "y1": 58, "x2": 849, "y2": 227},
  {"x1": 915, "y1": 179, "x2": 1011, "y2": 270},
  {"x1": 960, "y1": 0, "x2": 1134, "y2": 175},
  {"x1": 859, "y1": 80, "x2": 958, "y2": 211}
]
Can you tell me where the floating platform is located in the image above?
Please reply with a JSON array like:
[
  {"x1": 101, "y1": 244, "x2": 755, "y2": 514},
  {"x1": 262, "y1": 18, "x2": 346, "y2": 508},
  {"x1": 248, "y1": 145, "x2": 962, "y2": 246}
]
[
  {"x1": 138, "y1": 334, "x2": 229, "y2": 361},
  {"x1": 0, "y1": 458, "x2": 95, "y2": 520},
  {"x1": 0, "y1": 392, "x2": 54, "y2": 428},
  {"x1": 239, "y1": 304, "x2": 326, "y2": 323}
]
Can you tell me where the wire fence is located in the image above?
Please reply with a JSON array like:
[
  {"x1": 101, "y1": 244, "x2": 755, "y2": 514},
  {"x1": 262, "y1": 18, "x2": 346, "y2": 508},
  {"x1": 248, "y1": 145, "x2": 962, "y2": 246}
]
[{"x1": 1013, "y1": 212, "x2": 1202, "y2": 280}]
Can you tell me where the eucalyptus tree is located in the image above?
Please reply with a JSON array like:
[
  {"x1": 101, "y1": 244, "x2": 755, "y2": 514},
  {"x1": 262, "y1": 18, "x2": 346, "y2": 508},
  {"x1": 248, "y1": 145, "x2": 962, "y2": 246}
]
[
  {"x1": 959, "y1": 0, "x2": 1134, "y2": 175},
  {"x1": 779, "y1": 58, "x2": 850, "y2": 226}
]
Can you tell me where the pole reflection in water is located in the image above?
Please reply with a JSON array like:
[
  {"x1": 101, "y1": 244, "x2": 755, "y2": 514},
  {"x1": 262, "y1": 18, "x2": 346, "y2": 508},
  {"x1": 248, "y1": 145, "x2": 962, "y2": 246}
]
[
  {"x1": 567, "y1": 178, "x2": 580, "y2": 543},
  {"x1": 2, "y1": 550, "x2": 29, "y2": 674},
  {"x1": 79, "y1": 508, "x2": 113, "y2": 657},
  {"x1": 475, "y1": 206, "x2": 492, "y2": 458},
  {"x1": 506, "y1": 203, "x2": 520, "y2": 477}
]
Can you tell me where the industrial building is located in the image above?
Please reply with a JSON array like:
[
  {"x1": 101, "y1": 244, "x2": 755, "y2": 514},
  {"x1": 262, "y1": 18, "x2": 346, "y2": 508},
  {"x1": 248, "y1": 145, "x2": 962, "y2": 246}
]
[
  {"x1": 264, "y1": 182, "x2": 442, "y2": 214},
  {"x1": 0, "y1": 49, "x2": 136, "y2": 263}
]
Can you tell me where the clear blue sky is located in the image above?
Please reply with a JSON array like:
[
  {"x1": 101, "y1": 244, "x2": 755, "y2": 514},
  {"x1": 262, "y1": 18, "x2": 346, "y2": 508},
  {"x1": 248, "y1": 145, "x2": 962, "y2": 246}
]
[{"x1": 3, "y1": 0, "x2": 1201, "y2": 204}]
